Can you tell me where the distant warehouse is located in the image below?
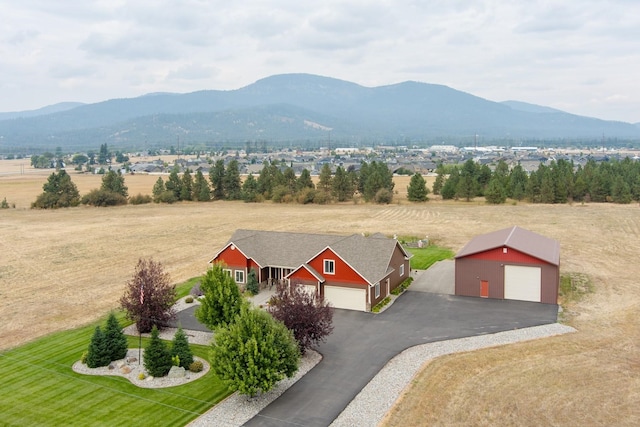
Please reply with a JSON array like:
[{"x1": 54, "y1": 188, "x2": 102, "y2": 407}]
[{"x1": 455, "y1": 226, "x2": 560, "y2": 304}]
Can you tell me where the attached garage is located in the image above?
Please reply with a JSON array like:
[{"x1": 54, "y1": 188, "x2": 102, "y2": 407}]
[
  {"x1": 324, "y1": 285, "x2": 367, "y2": 311},
  {"x1": 455, "y1": 226, "x2": 560, "y2": 305}
]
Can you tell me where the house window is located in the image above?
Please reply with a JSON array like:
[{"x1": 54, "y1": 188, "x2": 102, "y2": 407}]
[
  {"x1": 324, "y1": 259, "x2": 335, "y2": 275},
  {"x1": 400, "y1": 264, "x2": 405, "y2": 277},
  {"x1": 235, "y1": 270, "x2": 245, "y2": 284},
  {"x1": 223, "y1": 269, "x2": 232, "y2": 277},
  {"x1": 375, "y1": 282, "x2": 380, "y2": 298}
]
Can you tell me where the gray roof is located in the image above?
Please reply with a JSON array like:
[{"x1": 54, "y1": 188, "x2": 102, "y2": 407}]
[
  {"x1": 455, "y1": 226, "x2": 560, "y2": 266},
  {"x1": 216, "y1": 229, "x2": 408, "y2": 285}
]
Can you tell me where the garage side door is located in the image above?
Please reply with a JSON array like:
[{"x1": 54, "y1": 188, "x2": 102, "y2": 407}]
[
  {"x1": 504, "y1": 265, "x2": 541, "y2": 302},
  {"x1": 324, "y1": 285, "x2": 366, "y2": 311}
]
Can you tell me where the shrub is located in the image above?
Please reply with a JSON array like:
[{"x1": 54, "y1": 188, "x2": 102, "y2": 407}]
[
  {"x1": 81, "y1": 189, "x2": 128, "y2": 206},
  {"x1": 1, "y1": 197, "x2": 14, "y2": 209},
  {"x1": 189, "y1": 282, "x2": 203, "y2": 297},
  {"x1": 245, "y1": 269, "x2": 259, "y2": 296},
  {"x1": 80, "y1": 351, "x2": 88, "y2": 364},
  {"x1": 129, "y1": 193, "x2": 152, "y2": 205},
  {"x1": 172, "y1": 355, "x2": 180, "y2": 367},
  {"x1": 104, "y1": 312, "x2": 128, "y2": 361},
  {"x1": 138, "y1": 372, "x2": 146, "y2": 380},
  {"x1": 185, "y1": 296, "x2": 194, "y2": 303},
  {"x1": 296, "y1": 188, "x2": 316, "y2": 204},
  {"x1": 372, "y1": 296, "x2": 391, "y2": 313},
  {"x1": 189, "y1": 360, "x2": 203, "y2": 373},
  {"x1": 313, "y1": 191, "x2": 331, "y2": 205},
  {"x1": 374, "y1": 188, "x2": 393, "y2": 204}
]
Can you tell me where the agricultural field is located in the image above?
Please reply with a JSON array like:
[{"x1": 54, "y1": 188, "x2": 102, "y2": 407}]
[{"x1": 1, "y1": 158, "x2": 639, "y2": 425}]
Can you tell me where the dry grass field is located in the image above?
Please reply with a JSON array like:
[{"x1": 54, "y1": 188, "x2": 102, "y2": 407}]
[{"x1": 1, "y1": 159, "x2": 639, "y2": 425}]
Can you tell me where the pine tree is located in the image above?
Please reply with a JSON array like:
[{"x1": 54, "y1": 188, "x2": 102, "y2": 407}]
[
  {"x1": 296, "y1": 169, "x2": 314, "y2": 192},
  {"x1": 86, "y1": 326, "x2": 111, "y2": 368},
  {"x1": 484, "y1": 175, "x2": 507, "y2": 204},
  {"x1": 224, "y1": 159, "x2": 242, "y2": 200},
  {"x1": 101, "y1": 170, "x2": 128, "y2": 197},
  {"x1": 209, "y1": 159, "x2": 226, "y2": 200},
  {"x1": 144, "y1": 325, "x2": 173, "y2": 377},
  {"x1": 245, "y1": 269, "x2": 259, "y2": 295},
  {"x1": 241, "y1": 173, "x2": 259, "y2": 202},
  {"x1": 318, "y1": 163, "x2": 333, "y2": 194},
  {"x1": 171, "y1": 327, "x2": 194, "y2": 369},
  {"x1": 332, "y1": 166, "x2": 353, "y2": 202},
  {"x1": 407, "y1": 173, "x2": 429, "y2": 202},
  {"x1": 441, "y1": 167, "x2": 460, "y2": 200},
  {"x1": 165, "y1": 167, "x2": 182, "y2": 200},
  {"x1": 193, "y1": 170, "x2": 211, "y2": 201},
  {"x1": 180, "y1": 169, "x2": 193, "y2": 201},
  {"x1": 152, "y1": 177, "x2": 166, "y2": 203},
  {"x1": 104, "y1": 312, "x2": 128, "y2": 361},
  {"x1": 32, "y1": 170, "x2": 81, "y2": 209},
  {"x1": 456, "y1": 159, "x2": 479, "y2": 201},
  {"x1": 432, "y1": 164, "x2": 446, "y2": 195}
]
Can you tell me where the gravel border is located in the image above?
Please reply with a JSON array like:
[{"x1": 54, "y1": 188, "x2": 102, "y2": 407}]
[{"x1": 330, "y1": 323, "x2": 576, "y2": 427}]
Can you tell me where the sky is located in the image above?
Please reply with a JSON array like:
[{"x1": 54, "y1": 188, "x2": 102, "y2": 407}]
[{"x1": 2, "y1": 0, "x2": 639, "y2": 123}]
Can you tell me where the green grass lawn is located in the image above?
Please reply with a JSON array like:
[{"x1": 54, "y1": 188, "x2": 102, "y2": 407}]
[
  {"x1": 407, "y1": 245, "x2": 455, "y2": 270},
  {"x1": 0, "y1": 317, "x2": 230, "y2": 426}
]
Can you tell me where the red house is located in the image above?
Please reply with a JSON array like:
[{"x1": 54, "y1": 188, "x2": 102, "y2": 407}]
[
  {"x1": 210, "y1": 229, "x2": 412, "y2": 311},
  {"x1": 455, "y1": 226, "x2": 560, "y2": 304}
]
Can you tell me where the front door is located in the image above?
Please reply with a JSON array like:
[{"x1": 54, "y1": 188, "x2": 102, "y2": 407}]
[{"x1": 480, "y1": 280, "x2": 489, "y2": 298}]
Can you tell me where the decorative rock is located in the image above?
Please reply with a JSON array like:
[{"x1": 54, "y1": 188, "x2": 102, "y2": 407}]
[
  {"x1": 108, "y1": 363, "x2": 115, "y2": 370},
  {"x1": 117, "y1": 361, "x2": 125, "y2": 368},
  {"x1": 168, "y1": 366, "x2": 186, "y2": 378},
  {"x1": 146, "y1": 375, "x2": 154, "y2": 381},
  {"x1": 126, "y1": 356, "x2": 138, "y2": 363},
  {"x1": 120, "y1": 366, "x2": 131, "y2": 374}
]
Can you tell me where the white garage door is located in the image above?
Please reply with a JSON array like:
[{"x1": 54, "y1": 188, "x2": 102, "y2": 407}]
[
  {"x1": 504, "y1": 265, "x2": 541, "y2": 302},
  {"x1": 324, "y1": 285, "x2": 366, "y2": 311}
]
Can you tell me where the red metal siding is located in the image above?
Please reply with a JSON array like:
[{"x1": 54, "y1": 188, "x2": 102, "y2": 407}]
[
  {"x1": 214, "y1": 245, "x2": 249, "y2": 268},
  {"x1": 465, "y1": 247, "x2": 546, "y2": 264},
  {"x1": 308, "y1": 248, "x2": 366, "y2": 284},
  {"x1": 289, "y1": 267, "x2": 317, "y2": 282}
]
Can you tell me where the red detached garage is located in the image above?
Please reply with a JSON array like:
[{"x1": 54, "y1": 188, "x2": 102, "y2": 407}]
[{"x1": 455, "y1": 226, "x2": 560, "y2": 304}]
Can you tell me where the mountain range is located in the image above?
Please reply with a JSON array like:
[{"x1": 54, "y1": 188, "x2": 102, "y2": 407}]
[{"x1": 1, "y1": 73, "x2": 638, "y2": 153}]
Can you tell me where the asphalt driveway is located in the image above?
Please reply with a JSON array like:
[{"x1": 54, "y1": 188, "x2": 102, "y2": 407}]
[{"x1": 237, "y1": 290, "x2": 558, "y2": 427}]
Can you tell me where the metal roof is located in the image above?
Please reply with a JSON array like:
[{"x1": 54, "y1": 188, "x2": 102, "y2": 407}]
[{"x1": 455, "y1": 226, "x2": 560, "y2": 266}]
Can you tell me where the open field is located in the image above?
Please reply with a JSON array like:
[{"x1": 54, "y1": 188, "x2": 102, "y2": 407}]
[{"x1": 1, "y1": 159, "x2": 640, "y2": 425}]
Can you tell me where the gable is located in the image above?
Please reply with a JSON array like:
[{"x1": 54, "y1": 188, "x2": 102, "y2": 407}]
[
  {"x1": 213, "y1": 244, "x2": 251, "y2": 267},
  {"x1": 462, "y1": 246, "x2": 553, "y2": 265},
  {"x1": 308, "y1": 248, "x2": 367, "y2": 284}
]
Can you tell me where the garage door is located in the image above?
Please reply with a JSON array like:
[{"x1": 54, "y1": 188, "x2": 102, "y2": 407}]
[
  {"x1": 504, "y1": 265, "x2": 541, "y2": 302},
  {"x1": 324, "y1": 285, "x2": 366, "y2": 311}
]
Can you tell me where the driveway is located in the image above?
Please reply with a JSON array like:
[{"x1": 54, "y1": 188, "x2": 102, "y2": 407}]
[
  {"x1": 243, "y1": 291, "x2": 558, "y2": 427},
  {"x1": 410, "y1": 260, "x2": 455, "y2": 295}
]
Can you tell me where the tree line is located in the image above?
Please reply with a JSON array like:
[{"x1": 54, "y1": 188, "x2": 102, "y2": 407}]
[{"x1": 435, "y1": 157, "x2": 640, "y2": 204}]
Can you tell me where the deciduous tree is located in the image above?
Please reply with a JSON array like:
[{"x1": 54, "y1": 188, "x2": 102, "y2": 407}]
[
  {"x1": 120, "y1": 258, "x2": 176, "y2": 333},
  {"x1": 210, "y1": 306, "x2": 299, "y2": 397},
  {"x1": 268, "y1": 281, "x2": 334, "y2": 354},
  {"x1": 196, "y1": 263, "x2": 247, "y2": 329}
]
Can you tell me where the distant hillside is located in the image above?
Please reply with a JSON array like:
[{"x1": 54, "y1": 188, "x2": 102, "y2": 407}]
[
  {"x1": 0, "y1": 102, "x2": 85, "y2": 121},
  {"x1": 0, "y1": 74, "x2": 638, "y2": 152}
]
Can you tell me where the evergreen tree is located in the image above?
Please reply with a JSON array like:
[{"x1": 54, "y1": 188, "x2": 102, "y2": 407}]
[
  {"x1": 193, "y1": 170, "x2": 211, "y2": 201},
  {"x1": 296, "y1": 168, "x2": 314, "y2": 192},
  {"x1": 357, "y1": 162, "x2": 369, "y2": 195},
  {"x1": 245, "y1": 269, "x2": 259, "y2": 295},
  {"x1": 152, "y1": 177, "x2": 166, "y2": 203},
  {"x1": 456, "y1": 159, "x2": 479, "y2": 201},
  {"x1": 32, "y1": 169, "x2": 81, "y2": 209},
  {"x1": 171, "y1": 327, "x2": 194, "y2": 369},
  {"x1": 180, "y1": 169, "x2": 194, "y2": 201},
  {"x1": 539, "y1": 165, "x2": 556, "y2": 203},
  {"x1": 407, "y1": 172, "x2": 429, "y2": 202},
  {"x1": 484, "y1": 175, "x2": 507, "y2": 204},
  {"x1": 332, "y1": 166, "x2": 353, "y2": 202},
  {"x1": 241, "y1": 173, "x2": 259, "y2": 202},
  {"x1": 196, "y1": 263, "x2": 247, "y2": 329},
  {"x1": 104, "y1": 312, "x2": 128, "y2": 362},
  {"x1": 432, "y1": 164, "x2": 446, "y2": 195},
  {"x1": 318, "y1": 163, "x2": 333, "y2": 194},
  {"x1": 210, "y1": 306, "x2": 300, "y2": 397},
  {"x1": 363, "y1": 161, "x2": 394, "y2": 202},
  {"x1": 441, "y1": 167, "x2": 460, "y2": 200},
  {"x1": 509, "y1": 163, "x2": 528, "y2": 201},
  {"x1": 224, "y1": 159, "x2": 242, "y2": 200},
  {"x1": 86, "y1": 326, "x2": 111, "y2": 368},
  {"x1": 101, "y1": 170, "x2": 128, "y2": 197},
  {"x1": 477, "y1": 164, "x2": 492, "y2": 195},
  {"x1": 283, "y1": 167, "x2": 297, "y2": 194},
  {"x1": 144, "y1": 325, "x2": 173, "y2": 377},
  {"x1": 98, "y1": 143, "x2": 110, "y2": 165},
  {"x1": 209, "y1": 159, "x2": 226, "y2": 200},
  {"x1": 611, "y1": 175, "x2": 632, "y2": 203},
  {"x1": 165, "y1": 167, "x2": 182, "y2": 200}
]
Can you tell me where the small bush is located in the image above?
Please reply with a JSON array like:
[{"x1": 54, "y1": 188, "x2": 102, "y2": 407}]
[
  {"x1": 138, "y1": 372, "x2": 146, "y2": 380},
  {"x1": 129, "y1": 193, "x2": 152, "y2": 205},
  {"x1": 190, "y1": 283, "x2": 203, "y2": 297},
  {"x1": 1, "y1": 197, "x2": 14, "y2": 209},
  {"x1": 372, "y1": 297, "x2": 391, "y2": 313},
  {"x1": 172, "y1": 355, "x2": 180, "y2": 367},
  {"x1": 313, "y1": 191, "x2": 331, "y2": 205},
  {"x1": 82, "y1": 189, "x2": 128, "y2": 207},
  {"x1": 296, "y1": 188, "x2": 316, "y2": 204},
  {"x1": 374, "y1": 188, "x2": 393, "y2": 204},
  {"x1": 189, "y1": 360, "x2": 203, "y2": 373},
  {"x1": 185, "y1": 296, "x2": 194, "y2": 303},
  {"x1": 80, "y1": 351, "x2": 88, "y2": 364}
]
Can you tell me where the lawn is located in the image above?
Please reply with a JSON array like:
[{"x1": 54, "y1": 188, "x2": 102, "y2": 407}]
[
  {"x1": 406, "y1": 245, "x2": 455, "y2": 270},
  {"x1": 0, "y1": 318, "x2": 229, "y2": 426}
]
